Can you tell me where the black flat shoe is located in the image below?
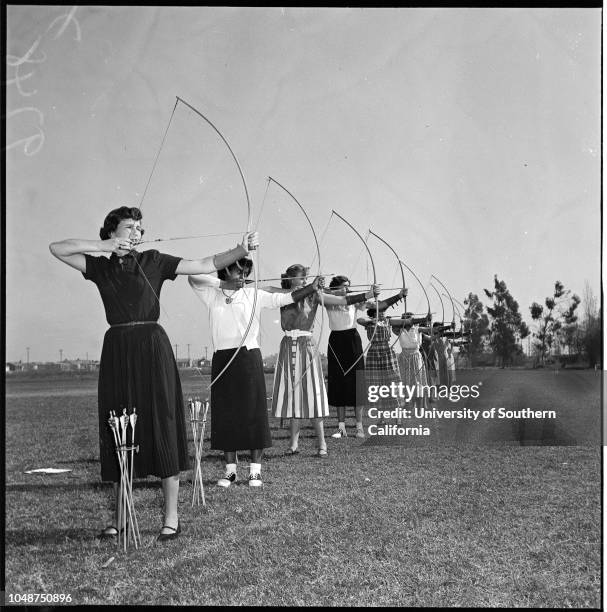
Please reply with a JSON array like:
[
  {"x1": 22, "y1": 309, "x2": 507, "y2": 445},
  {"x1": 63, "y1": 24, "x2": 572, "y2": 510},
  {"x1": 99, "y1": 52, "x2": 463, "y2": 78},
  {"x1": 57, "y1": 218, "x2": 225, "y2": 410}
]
[
  {"x1": 157, "y1": 522, "x2": 181, "y2": 542},
  {"x1": 97, "y1": 525, "x2": 124, "y2": 540}
]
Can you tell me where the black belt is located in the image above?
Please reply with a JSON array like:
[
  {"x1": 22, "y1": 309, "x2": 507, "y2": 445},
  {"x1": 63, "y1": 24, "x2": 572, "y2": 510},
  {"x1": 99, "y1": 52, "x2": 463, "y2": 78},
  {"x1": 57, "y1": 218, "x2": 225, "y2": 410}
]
[{"x1": 110, "y1": 321, "x2": 157, "y2": 328}]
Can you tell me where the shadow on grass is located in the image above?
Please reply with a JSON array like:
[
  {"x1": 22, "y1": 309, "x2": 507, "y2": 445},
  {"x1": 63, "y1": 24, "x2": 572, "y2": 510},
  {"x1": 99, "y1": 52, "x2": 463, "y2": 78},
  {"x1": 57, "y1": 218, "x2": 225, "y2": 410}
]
[
  {"x1": 6, "y1": 480, "x2": 162, "y2": 492},
  {"x1": 6, "y1": 527, "x2": 102, "y2": 545},
  {"x1": 509, "y1": 418, "x2": 578, "y2": 446}
]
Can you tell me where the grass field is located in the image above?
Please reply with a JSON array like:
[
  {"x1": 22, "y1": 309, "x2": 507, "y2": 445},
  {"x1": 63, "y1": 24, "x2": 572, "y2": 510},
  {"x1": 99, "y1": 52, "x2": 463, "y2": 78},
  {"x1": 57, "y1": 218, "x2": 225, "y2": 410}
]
[{"x1": 5, "y1": 368, "x2": 602, "y2": 606}]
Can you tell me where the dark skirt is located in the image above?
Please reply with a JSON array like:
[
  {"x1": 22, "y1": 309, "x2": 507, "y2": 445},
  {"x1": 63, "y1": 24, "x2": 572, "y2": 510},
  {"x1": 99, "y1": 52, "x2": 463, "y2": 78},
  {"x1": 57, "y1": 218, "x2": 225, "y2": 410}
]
[
  {"x1": 437, "y1": 351, "x2": 449, "y2": 386},
  {"x1": 97, "y1": 323, "x2": 190, "y2": 482},
  {"x1": 210, "y1": 347, "x2": 272, "y2": 451},
  {"x1": 327, "y1": 329, "x2": 366, "y2": 407}
]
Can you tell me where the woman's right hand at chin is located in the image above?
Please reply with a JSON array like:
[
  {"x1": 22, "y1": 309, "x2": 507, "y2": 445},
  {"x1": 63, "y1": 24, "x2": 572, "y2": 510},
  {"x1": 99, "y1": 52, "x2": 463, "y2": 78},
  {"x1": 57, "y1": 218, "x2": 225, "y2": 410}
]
[{"x1": 102, "y1": 238, "x2": 132, "y2": 253}]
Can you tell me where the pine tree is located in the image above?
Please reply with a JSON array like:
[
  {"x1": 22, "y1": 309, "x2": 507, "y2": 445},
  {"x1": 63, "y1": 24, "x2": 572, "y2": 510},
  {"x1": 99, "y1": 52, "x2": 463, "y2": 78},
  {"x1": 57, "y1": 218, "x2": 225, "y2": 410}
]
[
  {"x1": 484, "y1": 276, "x2": 530, "y2": 368},
  {"x1": 458, "y1": 293, "x2": 490, "y2": 367},
  {"x1": 530, "y1": 281, "x2": 580, "y2": 365}
]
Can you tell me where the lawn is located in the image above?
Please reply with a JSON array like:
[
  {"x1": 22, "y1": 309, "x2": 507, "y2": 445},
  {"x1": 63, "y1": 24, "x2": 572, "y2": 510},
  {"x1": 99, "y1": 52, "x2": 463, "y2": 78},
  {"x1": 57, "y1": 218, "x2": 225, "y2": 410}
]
[{"x1": 4, "y1": 369, "x2": 602, "y2": 606}]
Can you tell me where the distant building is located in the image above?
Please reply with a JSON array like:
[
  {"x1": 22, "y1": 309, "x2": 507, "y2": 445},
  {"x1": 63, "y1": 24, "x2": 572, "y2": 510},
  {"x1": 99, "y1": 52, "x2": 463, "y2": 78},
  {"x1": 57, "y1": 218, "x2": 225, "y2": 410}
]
[
  {"x1": 33, "y1": 362, "x2": 62, "y2": 372},
  {"x1": 59, "y1": 359, "x2": 99, "y2": 371}
]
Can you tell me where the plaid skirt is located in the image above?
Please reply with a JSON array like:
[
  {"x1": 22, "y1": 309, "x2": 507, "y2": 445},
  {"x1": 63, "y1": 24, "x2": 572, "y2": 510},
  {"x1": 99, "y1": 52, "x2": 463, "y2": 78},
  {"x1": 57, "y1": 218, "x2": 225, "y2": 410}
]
[
  {"x1": 271, "y1": 335, "x2": 329, "y2": 419},
  {"x1": 365, "y1": 339, "x2": 402, "y2": 409}
]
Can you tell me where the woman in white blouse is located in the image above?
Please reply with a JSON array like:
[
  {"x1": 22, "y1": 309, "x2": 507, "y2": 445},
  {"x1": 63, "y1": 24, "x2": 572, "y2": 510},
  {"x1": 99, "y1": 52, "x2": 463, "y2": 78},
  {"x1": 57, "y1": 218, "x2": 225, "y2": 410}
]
[{"x1": 188, "y1": 258, "x2": 320, "y2": 488}]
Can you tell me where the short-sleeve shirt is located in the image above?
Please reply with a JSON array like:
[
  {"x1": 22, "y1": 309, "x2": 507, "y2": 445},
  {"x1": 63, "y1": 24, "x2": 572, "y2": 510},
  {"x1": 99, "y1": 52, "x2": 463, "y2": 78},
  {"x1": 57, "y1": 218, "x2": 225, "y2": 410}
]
[
  {"x1": 325, "y1": 302, "x2": 366, "y2": 331},
  {"x1": 82, "y1": 250, "x2": 181, "y2": 325},
  {"x1": 189, "y1": 283, "x2": 294, "y2": 351}
]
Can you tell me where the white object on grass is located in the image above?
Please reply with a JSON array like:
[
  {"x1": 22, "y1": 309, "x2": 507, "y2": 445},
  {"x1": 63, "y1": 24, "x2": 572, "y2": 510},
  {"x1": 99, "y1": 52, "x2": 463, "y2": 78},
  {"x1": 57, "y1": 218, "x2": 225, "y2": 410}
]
[{"x1": 24, "y1": 468, "x2": 72, "y2": 474}]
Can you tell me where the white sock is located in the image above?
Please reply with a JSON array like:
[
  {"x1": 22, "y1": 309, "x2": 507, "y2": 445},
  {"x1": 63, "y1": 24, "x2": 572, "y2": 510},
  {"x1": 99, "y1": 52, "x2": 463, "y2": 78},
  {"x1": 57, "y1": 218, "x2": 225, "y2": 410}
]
[
  {"x1": 225, "y1": 463, "x2": 237, "y2": 474},
  {"x1": 249, "y1": 462, "x2": 261, "y2": 476},
  {"x1": 338, "y1": 421, "x2": 346, "y2": 430},
  {"x1": 356, "y1": 422, "x2": 364, "y2": 430}
]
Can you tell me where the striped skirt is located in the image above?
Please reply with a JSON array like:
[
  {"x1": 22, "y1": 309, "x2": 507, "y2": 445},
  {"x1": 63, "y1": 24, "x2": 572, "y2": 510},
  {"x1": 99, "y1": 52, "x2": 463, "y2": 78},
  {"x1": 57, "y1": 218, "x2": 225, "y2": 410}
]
[{"x1": 271, "y1": 334, "x2": 329, "y2": 419}]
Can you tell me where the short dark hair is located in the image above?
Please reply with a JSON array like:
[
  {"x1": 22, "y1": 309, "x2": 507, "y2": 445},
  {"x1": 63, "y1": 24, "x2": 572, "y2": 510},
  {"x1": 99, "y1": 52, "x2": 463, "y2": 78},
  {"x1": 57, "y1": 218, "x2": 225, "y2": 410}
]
[
  {"x1": 100, "y1": 207, "x2": 143, "y2": 240},
  {"x1": 367, "y1": 305, "x2": 390, "y2": 319},
  {"x1": 329, "y1": 275, "x2": 350, "y2": 289},
  {"x1": 281, "y1": 264, "x2": 308, "y2": 289},
  {"x1": 217, "y1": 257, "x2": 253, "y2": 281}
]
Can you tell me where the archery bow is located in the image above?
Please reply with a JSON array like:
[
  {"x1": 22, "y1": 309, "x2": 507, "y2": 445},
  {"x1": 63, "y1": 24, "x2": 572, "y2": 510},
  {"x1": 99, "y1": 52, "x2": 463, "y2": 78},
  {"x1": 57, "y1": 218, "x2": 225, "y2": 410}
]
[
  {"x1": 430, "y1": 283, "x2": 445, "y2": 327},
  {"x1": 265, "y1": 176, "x2": 324, "y2": 392},
  {"x1": 134, "y1": 96, "x2": 258, "y2": 392},
  {"x1": 331, "y1": 210, "x2": 378, "y2": 377},
  {"x1": 368, "y1": 229, "x2": 406, "y2": 353},
  {"x1": 432, "y1": 274, "x2": 456, "y2": 335},
  {"x1": 176, "y1": 97, "x2": 258, "y2": 392}
]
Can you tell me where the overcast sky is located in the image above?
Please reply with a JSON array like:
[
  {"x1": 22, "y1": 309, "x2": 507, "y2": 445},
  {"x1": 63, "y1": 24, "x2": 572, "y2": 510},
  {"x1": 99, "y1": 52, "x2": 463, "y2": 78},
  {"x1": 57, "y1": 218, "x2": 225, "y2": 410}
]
[{"x1": 6, "y1": 6, "x2": 600, "y2": 363}]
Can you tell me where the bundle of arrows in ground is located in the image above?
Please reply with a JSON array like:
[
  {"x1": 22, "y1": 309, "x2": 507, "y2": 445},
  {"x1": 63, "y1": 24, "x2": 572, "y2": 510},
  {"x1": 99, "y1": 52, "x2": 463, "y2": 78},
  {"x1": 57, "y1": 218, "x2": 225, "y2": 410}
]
[
  {"x1": 107, "y1": 407, "x2": 141, "y2": 551},
  {"x1": 188, "y1": 397, "x2": 209, "y2": 507}
]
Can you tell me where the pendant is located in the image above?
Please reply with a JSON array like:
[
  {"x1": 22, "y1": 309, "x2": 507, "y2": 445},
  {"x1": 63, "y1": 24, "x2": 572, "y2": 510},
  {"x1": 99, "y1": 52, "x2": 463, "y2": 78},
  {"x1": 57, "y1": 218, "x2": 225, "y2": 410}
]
[{"x1": 225, "y1": 297, "x2": 233, "y2": 304}]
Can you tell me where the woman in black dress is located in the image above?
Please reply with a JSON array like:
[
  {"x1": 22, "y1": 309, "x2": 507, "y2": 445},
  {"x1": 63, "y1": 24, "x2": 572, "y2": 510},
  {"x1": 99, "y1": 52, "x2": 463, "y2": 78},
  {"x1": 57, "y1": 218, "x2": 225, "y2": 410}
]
[
  {"x1": 323, "y1": 276, "x2": 380, "y2": 439},
  {"x1": 49, "y1": 206, "x2": 258, "y2": 540}
]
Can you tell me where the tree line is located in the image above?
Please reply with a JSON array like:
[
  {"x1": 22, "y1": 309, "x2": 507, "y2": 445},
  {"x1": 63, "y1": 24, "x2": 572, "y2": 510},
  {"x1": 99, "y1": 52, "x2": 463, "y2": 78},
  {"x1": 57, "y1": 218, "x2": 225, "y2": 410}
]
[{"x1": 458, "y1": 276, "x2": 601, "y2": 369}]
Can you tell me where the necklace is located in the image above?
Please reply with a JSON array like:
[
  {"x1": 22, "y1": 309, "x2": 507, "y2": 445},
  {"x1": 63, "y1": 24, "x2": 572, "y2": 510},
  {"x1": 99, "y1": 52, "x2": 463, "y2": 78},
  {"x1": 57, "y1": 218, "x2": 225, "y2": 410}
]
[{"x1": 221, "y1": 289, "x2": 237, "y2": 304}]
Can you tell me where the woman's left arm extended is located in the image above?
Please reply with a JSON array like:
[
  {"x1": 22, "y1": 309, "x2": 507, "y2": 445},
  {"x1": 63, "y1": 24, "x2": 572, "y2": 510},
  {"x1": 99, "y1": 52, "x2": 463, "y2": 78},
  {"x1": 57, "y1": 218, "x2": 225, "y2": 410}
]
[
  {"x1": 356, "y1": 317, "x2": 373, "y2": 327},
  {"x1": 175, "y1": 231, "x2": 259, "y2": 275},
  {"x1": 321, "y1": 284, "x2": 380, "y2": 306},
  {"x1": 377, "y1": 288, "x2": 407, "y2": 311}
]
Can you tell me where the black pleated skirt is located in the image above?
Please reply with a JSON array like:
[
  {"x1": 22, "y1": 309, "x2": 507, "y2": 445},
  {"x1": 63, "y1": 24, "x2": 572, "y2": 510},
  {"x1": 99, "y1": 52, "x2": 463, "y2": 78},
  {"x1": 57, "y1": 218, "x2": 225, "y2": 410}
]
[
  {"x1": 327, "y1": 329, "x2": 366, "y2": 407},
  {"x1": 210, "y1": 347, "x2": 272, "y2": 451},
  {"x1": 97, "y1": 323, "x2": 190, "y2": 482}
]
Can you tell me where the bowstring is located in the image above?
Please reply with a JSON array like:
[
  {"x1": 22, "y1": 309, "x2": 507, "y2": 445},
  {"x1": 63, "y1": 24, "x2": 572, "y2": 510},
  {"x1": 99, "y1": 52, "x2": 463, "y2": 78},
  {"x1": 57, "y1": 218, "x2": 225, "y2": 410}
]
[
  {"x1": 250, "y1": 178, "x2": 274, "y2": 356},
  {"x1": 126, "y1": 99, "x2": 180, "y2": 320},
  {"x1": 138, "y1": 98, "x2": 179, "y2": 210},
  {"x1": 326, "y1": 216, "x2": 376, "y2": 377},
  {"x1": 314, "y1": 212, "x2": 347, "y2": 376},
  {"x1": 308, "y1": 213, "x2": 332, "y2": 272},
  {"x1": 259, "y1": 178, "x2": 326, "y2": 394}
]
